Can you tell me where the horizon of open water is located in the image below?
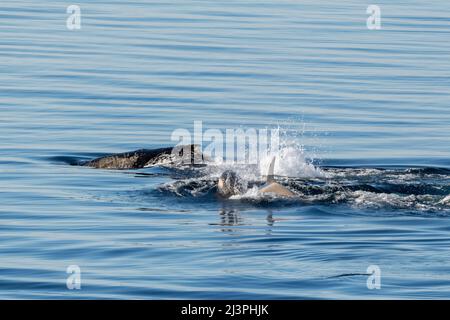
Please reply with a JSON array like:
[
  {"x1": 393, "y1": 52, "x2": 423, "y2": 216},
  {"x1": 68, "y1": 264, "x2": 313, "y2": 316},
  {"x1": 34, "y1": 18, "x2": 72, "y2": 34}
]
[{"x1": 1, "y1": 0, "x2": 450, "y2": 299}]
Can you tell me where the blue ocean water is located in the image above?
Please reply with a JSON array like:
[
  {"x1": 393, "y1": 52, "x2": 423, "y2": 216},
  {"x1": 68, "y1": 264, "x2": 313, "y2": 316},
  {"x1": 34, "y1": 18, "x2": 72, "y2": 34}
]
[{"x1": 1, "y1": 0, "x2": 450, "y2": 299}]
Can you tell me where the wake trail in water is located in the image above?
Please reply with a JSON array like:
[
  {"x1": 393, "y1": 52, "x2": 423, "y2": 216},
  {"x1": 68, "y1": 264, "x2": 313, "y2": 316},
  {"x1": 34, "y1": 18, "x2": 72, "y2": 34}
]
[
  {"x1": 157, "y1": 166, "x2": 450, "y2": 213},
  {"x1": 155, "y1": 127, "x2": 450, "y2": 214}
]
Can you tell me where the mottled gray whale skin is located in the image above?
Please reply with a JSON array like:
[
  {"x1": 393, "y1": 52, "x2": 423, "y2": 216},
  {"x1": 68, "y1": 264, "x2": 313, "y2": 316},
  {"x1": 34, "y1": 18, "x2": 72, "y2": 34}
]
[{"x1": 81, "y1": 144, "x2": 203, "y2": 169}]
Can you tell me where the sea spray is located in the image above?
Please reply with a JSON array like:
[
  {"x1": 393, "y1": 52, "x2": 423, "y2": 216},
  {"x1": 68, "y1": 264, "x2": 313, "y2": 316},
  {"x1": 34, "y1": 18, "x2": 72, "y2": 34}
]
[{"x1": 258, "y1": 126, "x2": 325, "y2": 179}]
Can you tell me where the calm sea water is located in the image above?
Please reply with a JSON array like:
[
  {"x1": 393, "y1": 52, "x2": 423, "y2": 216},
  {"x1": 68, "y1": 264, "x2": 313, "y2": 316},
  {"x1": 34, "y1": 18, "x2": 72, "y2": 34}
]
[{"x1": 1, "y1": 0, "x2": 450, "y2": 299}]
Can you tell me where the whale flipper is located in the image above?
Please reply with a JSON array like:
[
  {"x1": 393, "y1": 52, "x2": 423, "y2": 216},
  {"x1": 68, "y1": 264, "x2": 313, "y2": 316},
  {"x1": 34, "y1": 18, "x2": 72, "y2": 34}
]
[
  {"x1": 81, "y1": 144, "x2": 204, "y2": 169},
  {"x1": 266, "y1": 156, "x2": 276, "y2": 183}
]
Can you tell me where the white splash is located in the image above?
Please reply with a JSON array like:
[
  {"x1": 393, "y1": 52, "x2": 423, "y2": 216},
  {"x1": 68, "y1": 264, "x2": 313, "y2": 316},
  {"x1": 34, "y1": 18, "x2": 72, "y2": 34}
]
[
  {"x1": 439, "y1": 195, "x2": 450, "y2": 206},
  {"x1": 259, "y1": 127, "x2": 325, "y2": 179},
  {"x1": 259, "y1": 145, "x2": 324, "y2": 178},
  {"x1": 229, "y1": 186, "x2": 260, "y2": 200},
  {"x1": 201, "y1": 125, "x2": 324, "y2": 182}
]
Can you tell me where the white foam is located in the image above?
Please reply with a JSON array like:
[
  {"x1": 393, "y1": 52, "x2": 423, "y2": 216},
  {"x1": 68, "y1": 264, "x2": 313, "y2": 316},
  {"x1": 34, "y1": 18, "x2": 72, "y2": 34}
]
[
  {"x1": 350, "y1": 191, "x2": 415, "y2": 209},
  {"x1": 439, "y1": 195, "x2": 450, "y2": 205},
  {"x1": 229, "y1": 186, "x2": 260, "y2": 200}
]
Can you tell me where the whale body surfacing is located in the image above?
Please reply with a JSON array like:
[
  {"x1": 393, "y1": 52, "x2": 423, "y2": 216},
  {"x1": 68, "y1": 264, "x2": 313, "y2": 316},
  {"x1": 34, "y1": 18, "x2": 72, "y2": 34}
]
[
  {"x1": 258, "y1": 157, "x2": 295, "y2": 197},
  {"x1": 217, "y1": 157, "x2": 295, "y2": 198},
  {"x1": 81, "y1": 145, "x2": 295, "y2": 199},
  {"x1": 81, "y1": 144, "x2": 204, "y2": 169},
  {"x1": 217, "y1": 170, "x2": 248, "y2": 198}
]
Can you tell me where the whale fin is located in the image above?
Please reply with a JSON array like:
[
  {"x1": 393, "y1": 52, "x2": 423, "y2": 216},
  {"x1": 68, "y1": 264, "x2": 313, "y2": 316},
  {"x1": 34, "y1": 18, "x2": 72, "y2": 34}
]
[
  {"x1": 266, "y1": 156, "x2": 276, "y2": 183},
  {"x1": 260, "y1": 156, "x2": 295, "y2": 197}
]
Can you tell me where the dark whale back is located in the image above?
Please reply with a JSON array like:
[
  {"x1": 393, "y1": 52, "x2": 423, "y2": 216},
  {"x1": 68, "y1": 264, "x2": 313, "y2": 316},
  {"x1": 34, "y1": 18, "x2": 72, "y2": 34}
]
[{"x1": 81, "y1": 144, "x2": 203, "y2": 169}]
